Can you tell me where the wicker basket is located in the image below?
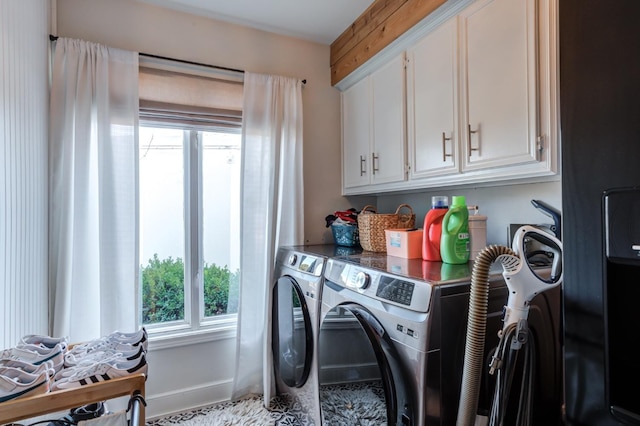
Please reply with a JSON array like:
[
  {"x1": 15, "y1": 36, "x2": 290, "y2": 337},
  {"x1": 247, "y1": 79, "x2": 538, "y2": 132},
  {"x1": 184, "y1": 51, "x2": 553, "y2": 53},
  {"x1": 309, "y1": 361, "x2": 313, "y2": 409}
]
[{"x1": 357, "y1": 204, "x2": 415, "y2": 252}]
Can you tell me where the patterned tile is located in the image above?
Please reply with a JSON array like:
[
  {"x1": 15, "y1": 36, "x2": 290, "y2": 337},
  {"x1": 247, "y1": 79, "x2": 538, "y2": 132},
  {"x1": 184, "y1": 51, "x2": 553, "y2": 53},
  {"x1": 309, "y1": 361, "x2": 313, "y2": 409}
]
[{"x1": 148, "y1": 382, "x2": 384, "y2": 426}]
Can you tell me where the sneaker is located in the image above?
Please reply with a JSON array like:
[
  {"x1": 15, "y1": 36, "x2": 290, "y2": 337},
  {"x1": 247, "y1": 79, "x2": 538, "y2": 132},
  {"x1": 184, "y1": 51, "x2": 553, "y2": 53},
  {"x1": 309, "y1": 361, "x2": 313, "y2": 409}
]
[
  {"x1": 52, "y1": 354, "x2": 147, "y2": 391},
  {"x1": 67, "y1": 328, "x2": 148, "y2": 358},
  {"x1": 0, "y1": 368, "x2": 51, "y2": 402},
  {"x1": 47, "y1": 401, "x2": 108, "y2": 426},
  {"x1": 108, "y1": 328, "x2": 148, "y2": 351},
  {"x1": 0, "y1": 343, "x2": 65, "y2": 372},
  {"x1": 64, "y1": 342, "x2": 145, "y2": 369},
  {"x1": 56, "y1": 346, "x2": 144, "y2": 381},
  {"x1": 19, "y1": 335, "x2": 69, "y2": 353},
  {"x1": 0, "y1": 359, "x2": 55, "y2": 376},
  {"x1": 70, "y1": 401, "x2": 108, "y2": 420}
]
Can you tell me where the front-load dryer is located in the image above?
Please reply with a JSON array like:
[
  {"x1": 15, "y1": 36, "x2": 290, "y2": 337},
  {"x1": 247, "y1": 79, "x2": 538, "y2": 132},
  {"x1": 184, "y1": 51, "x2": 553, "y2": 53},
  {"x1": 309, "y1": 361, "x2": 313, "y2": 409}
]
[
  {"x1": 317, "y1": 254, "x2": 562, "y2": 425},
  {"x1": 272, "y1": 245, "x2": 338, "y2": 425},
  {"x1": 318, "y1": 257, "x2": 429, "y2": 425}
]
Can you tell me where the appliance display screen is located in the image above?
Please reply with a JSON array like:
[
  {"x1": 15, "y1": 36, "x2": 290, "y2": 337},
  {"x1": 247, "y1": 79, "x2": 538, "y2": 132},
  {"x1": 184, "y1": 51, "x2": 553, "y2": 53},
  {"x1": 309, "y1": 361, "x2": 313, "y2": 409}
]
[
  {"x1": 299, "y1": 256, "x2": 316, "y2": 273},
  {"x1": 376, "y1": 275, "x2": 414, "y2": 306}
]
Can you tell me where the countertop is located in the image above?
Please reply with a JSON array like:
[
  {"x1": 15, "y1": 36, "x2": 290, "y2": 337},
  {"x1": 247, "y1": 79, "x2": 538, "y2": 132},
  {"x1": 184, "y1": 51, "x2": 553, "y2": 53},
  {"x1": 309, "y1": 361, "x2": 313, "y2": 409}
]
[{"x1": 282, "y1": 244, "x2": 505, "y2": 285}]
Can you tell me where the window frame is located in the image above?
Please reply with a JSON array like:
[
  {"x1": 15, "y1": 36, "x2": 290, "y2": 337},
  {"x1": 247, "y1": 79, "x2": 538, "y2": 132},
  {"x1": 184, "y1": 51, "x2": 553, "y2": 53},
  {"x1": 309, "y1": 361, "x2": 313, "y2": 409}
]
[
  {"x1": 139, "y1": 124, "x2": 240, "y2": 344},
  {"x1": 137, "y1": 57, "x2": 244, "y2": 345}
]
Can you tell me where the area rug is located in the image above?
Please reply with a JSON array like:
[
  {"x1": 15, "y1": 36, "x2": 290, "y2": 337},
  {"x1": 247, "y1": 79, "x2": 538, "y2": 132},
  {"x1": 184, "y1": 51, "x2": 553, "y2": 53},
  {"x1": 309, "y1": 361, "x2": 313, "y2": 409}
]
[
  {"x1": 147, "y1": 382, "x2": 385, "y2": 426},
  {"x1": 146, "y1": 395, "x2": 304, "y2": 426}
]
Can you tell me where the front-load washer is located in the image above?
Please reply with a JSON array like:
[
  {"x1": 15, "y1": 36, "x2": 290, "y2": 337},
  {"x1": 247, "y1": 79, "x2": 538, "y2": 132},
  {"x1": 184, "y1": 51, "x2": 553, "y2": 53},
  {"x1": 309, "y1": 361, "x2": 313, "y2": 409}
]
[
  {"x1": 272, "y1": 245, "x2": 338, "y2": 425},
  {"x1": 317, "y1": 255, "x2": 562, "y2": 425}
]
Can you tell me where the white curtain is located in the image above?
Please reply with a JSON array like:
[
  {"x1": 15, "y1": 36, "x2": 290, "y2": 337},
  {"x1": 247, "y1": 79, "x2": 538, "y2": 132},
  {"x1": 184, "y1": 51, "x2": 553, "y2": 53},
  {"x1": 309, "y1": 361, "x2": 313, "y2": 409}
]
[
  {"x1": 49, "y1": 38, "x2": 139, "y2": 343},
  {"x1": 231, "y1": 72, "x2": 304, "y2": 405}
]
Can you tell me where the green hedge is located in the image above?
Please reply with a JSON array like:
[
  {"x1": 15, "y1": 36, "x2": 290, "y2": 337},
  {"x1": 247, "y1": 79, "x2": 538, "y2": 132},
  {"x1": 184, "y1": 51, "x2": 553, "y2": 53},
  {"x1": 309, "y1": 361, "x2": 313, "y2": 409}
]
[{"x1": 141, "y1": 254, "x2": 239, "y2": 324}]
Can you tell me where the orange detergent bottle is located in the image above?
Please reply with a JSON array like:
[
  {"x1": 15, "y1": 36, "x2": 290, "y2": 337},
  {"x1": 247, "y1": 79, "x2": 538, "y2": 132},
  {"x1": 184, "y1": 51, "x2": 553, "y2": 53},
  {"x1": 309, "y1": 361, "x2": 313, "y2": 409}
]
[{"x1": 422, "y1": 196, "x2": 449, "y2": 261}]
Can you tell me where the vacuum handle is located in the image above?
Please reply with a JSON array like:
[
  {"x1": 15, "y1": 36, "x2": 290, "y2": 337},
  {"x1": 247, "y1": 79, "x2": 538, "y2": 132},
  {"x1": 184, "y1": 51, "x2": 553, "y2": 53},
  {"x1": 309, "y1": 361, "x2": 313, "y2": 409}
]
[
  {"x1": 531, "y1": 199, "x2": 561, "y2": 240},
  {"x1": 512, "y1": 225, "x2": 563, "y2": 284}
]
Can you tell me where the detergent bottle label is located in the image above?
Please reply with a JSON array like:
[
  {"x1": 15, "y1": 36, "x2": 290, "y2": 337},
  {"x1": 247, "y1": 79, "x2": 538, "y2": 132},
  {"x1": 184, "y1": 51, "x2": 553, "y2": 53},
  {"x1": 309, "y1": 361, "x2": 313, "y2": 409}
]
[{"x1": 440, "y1": 203, "x2": 470, "y2": 264}]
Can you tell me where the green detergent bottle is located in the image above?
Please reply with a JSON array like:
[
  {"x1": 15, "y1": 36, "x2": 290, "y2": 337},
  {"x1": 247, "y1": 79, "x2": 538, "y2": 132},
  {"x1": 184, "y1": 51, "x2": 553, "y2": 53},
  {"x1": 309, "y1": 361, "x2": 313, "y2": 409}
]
[{"x1": 440, "y1": 195, "x2": 470, "y2": 264}]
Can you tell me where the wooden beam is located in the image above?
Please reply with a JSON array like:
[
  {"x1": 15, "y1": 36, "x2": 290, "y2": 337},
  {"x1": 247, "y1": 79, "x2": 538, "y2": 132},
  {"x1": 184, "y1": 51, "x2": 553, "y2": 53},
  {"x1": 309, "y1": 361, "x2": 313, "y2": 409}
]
[
  {"x1": 330, "y1": 0, "x2": 447, "y2": 86},
  {"x1": 331, "y1": 0, "x2": 408, "y2": 67}
]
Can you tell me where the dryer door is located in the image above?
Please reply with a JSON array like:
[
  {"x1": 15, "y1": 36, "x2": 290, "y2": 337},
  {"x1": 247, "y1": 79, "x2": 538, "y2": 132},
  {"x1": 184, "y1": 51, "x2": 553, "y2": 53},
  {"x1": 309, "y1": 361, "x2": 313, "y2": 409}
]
[
  {"x1": 272, "y1": 275, "x2": 313, "y2": 388},
  {"x1": 318, "y1": 303, "x2": 413, "y2": 426}
]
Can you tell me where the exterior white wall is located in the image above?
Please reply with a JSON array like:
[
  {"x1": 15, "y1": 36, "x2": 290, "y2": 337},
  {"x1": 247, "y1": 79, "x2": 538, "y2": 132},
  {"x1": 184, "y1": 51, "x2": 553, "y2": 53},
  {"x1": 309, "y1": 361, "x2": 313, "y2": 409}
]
[{"x1": 1, "y1": 1, "x2": 50, "y2": 349}]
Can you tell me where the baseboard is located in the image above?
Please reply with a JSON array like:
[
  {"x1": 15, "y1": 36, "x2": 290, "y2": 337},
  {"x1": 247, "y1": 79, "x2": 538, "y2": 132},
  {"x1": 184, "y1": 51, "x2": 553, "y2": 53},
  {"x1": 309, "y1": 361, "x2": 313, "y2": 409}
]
[{"x1": 145, "y1": 379, "x2": 234, "y2": 420}]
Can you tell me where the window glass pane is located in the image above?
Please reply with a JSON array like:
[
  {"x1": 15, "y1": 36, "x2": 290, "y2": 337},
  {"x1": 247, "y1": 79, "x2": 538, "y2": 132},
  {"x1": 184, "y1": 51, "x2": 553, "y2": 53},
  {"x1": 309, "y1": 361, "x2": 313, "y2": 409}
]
[
  {"x1": 139, "y1": 126, "x2": 185, "y2": 325},
  {"x1": 202, "y1": 131, "x2": 241, "y2": 317}
]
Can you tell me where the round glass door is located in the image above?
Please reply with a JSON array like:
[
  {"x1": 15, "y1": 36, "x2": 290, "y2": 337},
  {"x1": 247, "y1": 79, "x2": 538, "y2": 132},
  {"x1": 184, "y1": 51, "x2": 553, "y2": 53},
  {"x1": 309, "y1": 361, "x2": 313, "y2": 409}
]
[
  {"x1": 272, "y1": 276, "x2": 312, "y2": 388},
  {"x1": 318, "y1": 305, "x2": 389, "y2": 425}
]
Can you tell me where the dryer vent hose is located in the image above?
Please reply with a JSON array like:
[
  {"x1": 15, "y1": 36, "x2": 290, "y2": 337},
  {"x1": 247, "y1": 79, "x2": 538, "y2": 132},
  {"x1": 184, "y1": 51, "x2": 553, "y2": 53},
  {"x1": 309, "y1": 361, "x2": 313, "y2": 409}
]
[{"x1": 456, "y1": 244, "x2": 516, "y2": 426}]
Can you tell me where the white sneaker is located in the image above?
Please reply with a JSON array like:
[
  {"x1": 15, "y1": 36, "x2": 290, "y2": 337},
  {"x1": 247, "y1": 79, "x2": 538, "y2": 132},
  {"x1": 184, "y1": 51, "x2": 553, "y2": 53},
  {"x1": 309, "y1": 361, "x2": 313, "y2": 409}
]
[
  {"x1": 19, "y1": 334, "x2": 69, "y2": 353},
  {"x1": 64, "y1": 344, "x2": 145, "y2": 369},
  {"x1": 52, "y1": 354, "x2": 148, "y2": 391},
  {"x1": 56, "y1": 346, "x2": 145, "y2": 381},
  {"x1": 0, "y1": 367, "x2": 51, "y2": 402},
  {"x1": 0, "y1": 343, "x2": 65, "y2": 372},
  {"x1": 0, "y1": 359, "x2": 55, "y2": 376},
  {"x1": 108, "y1": 328, "x2": 148, "y2": 351},
  {"x1": 68, "y1": 328, "x2": 148, "y2": 357}
]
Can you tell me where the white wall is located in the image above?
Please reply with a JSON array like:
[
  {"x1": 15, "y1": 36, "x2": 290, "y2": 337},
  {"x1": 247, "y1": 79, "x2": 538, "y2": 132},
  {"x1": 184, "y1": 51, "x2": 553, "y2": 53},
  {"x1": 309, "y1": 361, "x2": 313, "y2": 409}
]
[
  {"x1": 1, "y1": 1, "x2": 50, "y2": 349},
  {"x1": 376, "y1": 180, "x2": 562, "y2": 247}
]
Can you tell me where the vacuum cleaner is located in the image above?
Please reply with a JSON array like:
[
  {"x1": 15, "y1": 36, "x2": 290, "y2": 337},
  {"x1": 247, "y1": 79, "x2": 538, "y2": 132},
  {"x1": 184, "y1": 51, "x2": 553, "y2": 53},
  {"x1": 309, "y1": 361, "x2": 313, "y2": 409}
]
[{"x1": 456, "y1": 225, "x2": 563, "y2": 426}]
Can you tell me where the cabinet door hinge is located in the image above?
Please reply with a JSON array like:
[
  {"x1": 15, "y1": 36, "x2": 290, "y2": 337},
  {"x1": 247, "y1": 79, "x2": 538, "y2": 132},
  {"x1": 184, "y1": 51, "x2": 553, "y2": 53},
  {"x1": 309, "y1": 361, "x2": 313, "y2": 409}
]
[{"x1": 405, "y1": 163, "x2": 411, "y2": 175}]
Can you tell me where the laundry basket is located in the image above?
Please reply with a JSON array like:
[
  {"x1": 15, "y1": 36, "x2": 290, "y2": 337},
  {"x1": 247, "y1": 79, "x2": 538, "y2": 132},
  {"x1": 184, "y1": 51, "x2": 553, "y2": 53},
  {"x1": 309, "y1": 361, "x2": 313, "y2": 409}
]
[{"x1": 357, "y1": 204, "x2": 415, "y2": 252}]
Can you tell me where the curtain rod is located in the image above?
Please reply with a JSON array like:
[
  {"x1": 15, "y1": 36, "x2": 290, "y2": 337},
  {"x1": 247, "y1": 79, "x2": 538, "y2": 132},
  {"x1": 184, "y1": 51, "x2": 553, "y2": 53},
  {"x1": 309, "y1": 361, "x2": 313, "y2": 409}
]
[{"x1": 49, "y1": 34, "x2": 307, "y2": 85}]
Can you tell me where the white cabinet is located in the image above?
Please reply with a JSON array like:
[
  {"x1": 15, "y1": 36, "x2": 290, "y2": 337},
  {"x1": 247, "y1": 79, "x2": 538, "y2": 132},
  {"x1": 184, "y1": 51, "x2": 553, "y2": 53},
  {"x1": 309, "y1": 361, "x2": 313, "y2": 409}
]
[
  {"x1": 407, "y1": 17, "x2": 459, "y2": 180},
  {"x1": 342, "y1": 53, "x2": 407, "y2": 192},
  {"x1": 341, "y1": 0, "x2": 557, "y2": 194},
  {"x1": 342, "y1": 77, "x2": 371, "y2": 189},
  {"x1": 460, "y1": 0, "x2": 539, "y2": 171}
]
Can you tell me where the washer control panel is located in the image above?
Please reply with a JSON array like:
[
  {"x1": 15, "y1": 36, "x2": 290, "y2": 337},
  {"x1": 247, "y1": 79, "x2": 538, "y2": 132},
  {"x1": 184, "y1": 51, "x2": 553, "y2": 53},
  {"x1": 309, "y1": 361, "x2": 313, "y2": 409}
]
[
  {"x1": 376, "y1": 275, "x2": 415, "y2": 306},
  {"x1": 278, "y1": 249, "x2": 325, "y2": 277},
  {"x1": 328, "y1": 260, "x2": 432, "y2": 313}
]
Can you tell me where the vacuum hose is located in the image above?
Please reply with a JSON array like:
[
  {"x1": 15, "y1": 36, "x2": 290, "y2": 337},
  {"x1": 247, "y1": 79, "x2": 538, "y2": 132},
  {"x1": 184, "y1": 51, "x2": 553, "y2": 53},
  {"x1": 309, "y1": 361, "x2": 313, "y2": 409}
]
[{"x1": 456, "y1": 244, "x2": 516, "y2": 426}]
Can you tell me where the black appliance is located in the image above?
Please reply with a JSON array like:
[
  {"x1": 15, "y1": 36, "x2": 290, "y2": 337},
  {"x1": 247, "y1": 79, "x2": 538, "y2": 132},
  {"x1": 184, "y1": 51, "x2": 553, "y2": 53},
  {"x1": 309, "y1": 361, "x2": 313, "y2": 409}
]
[
  {"x1": 560, "y1": 1, "x2": 640, "y2": 424},
  {"x1": 603, "y1": 188, "x2": 640, "y2": 424}
]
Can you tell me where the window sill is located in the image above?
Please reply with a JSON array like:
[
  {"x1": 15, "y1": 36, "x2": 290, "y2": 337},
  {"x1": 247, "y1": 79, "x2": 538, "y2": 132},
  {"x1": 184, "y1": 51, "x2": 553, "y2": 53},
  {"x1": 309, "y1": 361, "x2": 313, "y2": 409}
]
[{"x1": 146, "y1": 319, "x2": 237, "y2": 351}]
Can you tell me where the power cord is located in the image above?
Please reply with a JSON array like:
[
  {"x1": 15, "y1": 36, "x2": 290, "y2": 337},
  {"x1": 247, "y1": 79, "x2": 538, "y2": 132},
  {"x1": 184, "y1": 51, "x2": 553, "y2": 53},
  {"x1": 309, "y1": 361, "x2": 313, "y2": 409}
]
[{"x1": 488, "y1": 321, "x2": 537, "y2": 426}]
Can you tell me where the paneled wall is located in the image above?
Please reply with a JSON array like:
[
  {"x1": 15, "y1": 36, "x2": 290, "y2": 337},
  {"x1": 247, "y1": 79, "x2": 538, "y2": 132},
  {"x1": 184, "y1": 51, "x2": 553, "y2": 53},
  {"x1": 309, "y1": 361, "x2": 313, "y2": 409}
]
[{"x1": 1, "y1": 1, "x2": 50, "y2": 348}]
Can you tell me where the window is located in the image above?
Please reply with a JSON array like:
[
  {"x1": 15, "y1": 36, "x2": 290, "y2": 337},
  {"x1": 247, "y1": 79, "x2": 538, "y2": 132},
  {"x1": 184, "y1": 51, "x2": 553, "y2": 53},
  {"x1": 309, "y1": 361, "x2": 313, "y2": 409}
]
[{"x1": 137, "y1": 58, "x2": 243, "y2": 335}]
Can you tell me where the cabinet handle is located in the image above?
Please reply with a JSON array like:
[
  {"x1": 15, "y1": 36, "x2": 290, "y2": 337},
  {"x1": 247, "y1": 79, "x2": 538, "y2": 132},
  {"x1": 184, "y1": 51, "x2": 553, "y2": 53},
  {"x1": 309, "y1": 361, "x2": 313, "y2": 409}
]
[
  {"x1": 468, "y1": 124, "x2": 480, "y2": 157},
  {"x1": 360, "y1": 155, "x2": 366, "y2": 176},
  {"x1": 372, "y1": 153, "x2": 379, "y2": 174},
  {"x1": 442, "y1": 132, "x2": 453, "y2": 162}
]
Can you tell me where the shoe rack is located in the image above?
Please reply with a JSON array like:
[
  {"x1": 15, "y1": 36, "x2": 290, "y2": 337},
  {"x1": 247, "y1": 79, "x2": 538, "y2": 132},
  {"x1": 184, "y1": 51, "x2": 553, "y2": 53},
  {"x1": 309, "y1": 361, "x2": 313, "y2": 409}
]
[{"x1": 0, "y1": 373, "x2": 146, "y2": 425}]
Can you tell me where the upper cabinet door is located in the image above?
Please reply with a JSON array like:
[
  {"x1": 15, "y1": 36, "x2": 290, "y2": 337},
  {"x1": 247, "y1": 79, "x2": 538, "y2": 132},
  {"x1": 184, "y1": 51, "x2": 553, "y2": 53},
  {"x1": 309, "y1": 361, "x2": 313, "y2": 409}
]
[
  {"x1": 407, "y1": 17, "x2": 459, "y2": 179},
  {"x1": 342, "y1": 77, "x2": 371, "y2": 189},
  {"x1": 341, "y1": 53, "x2": 406, "y2": 192},
  {"x1": 460, "y1": 0, "x2": 539, "y2": 170},
  {"x1": 370, "y1": 53, "x2": 407, "y2": 185}
]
